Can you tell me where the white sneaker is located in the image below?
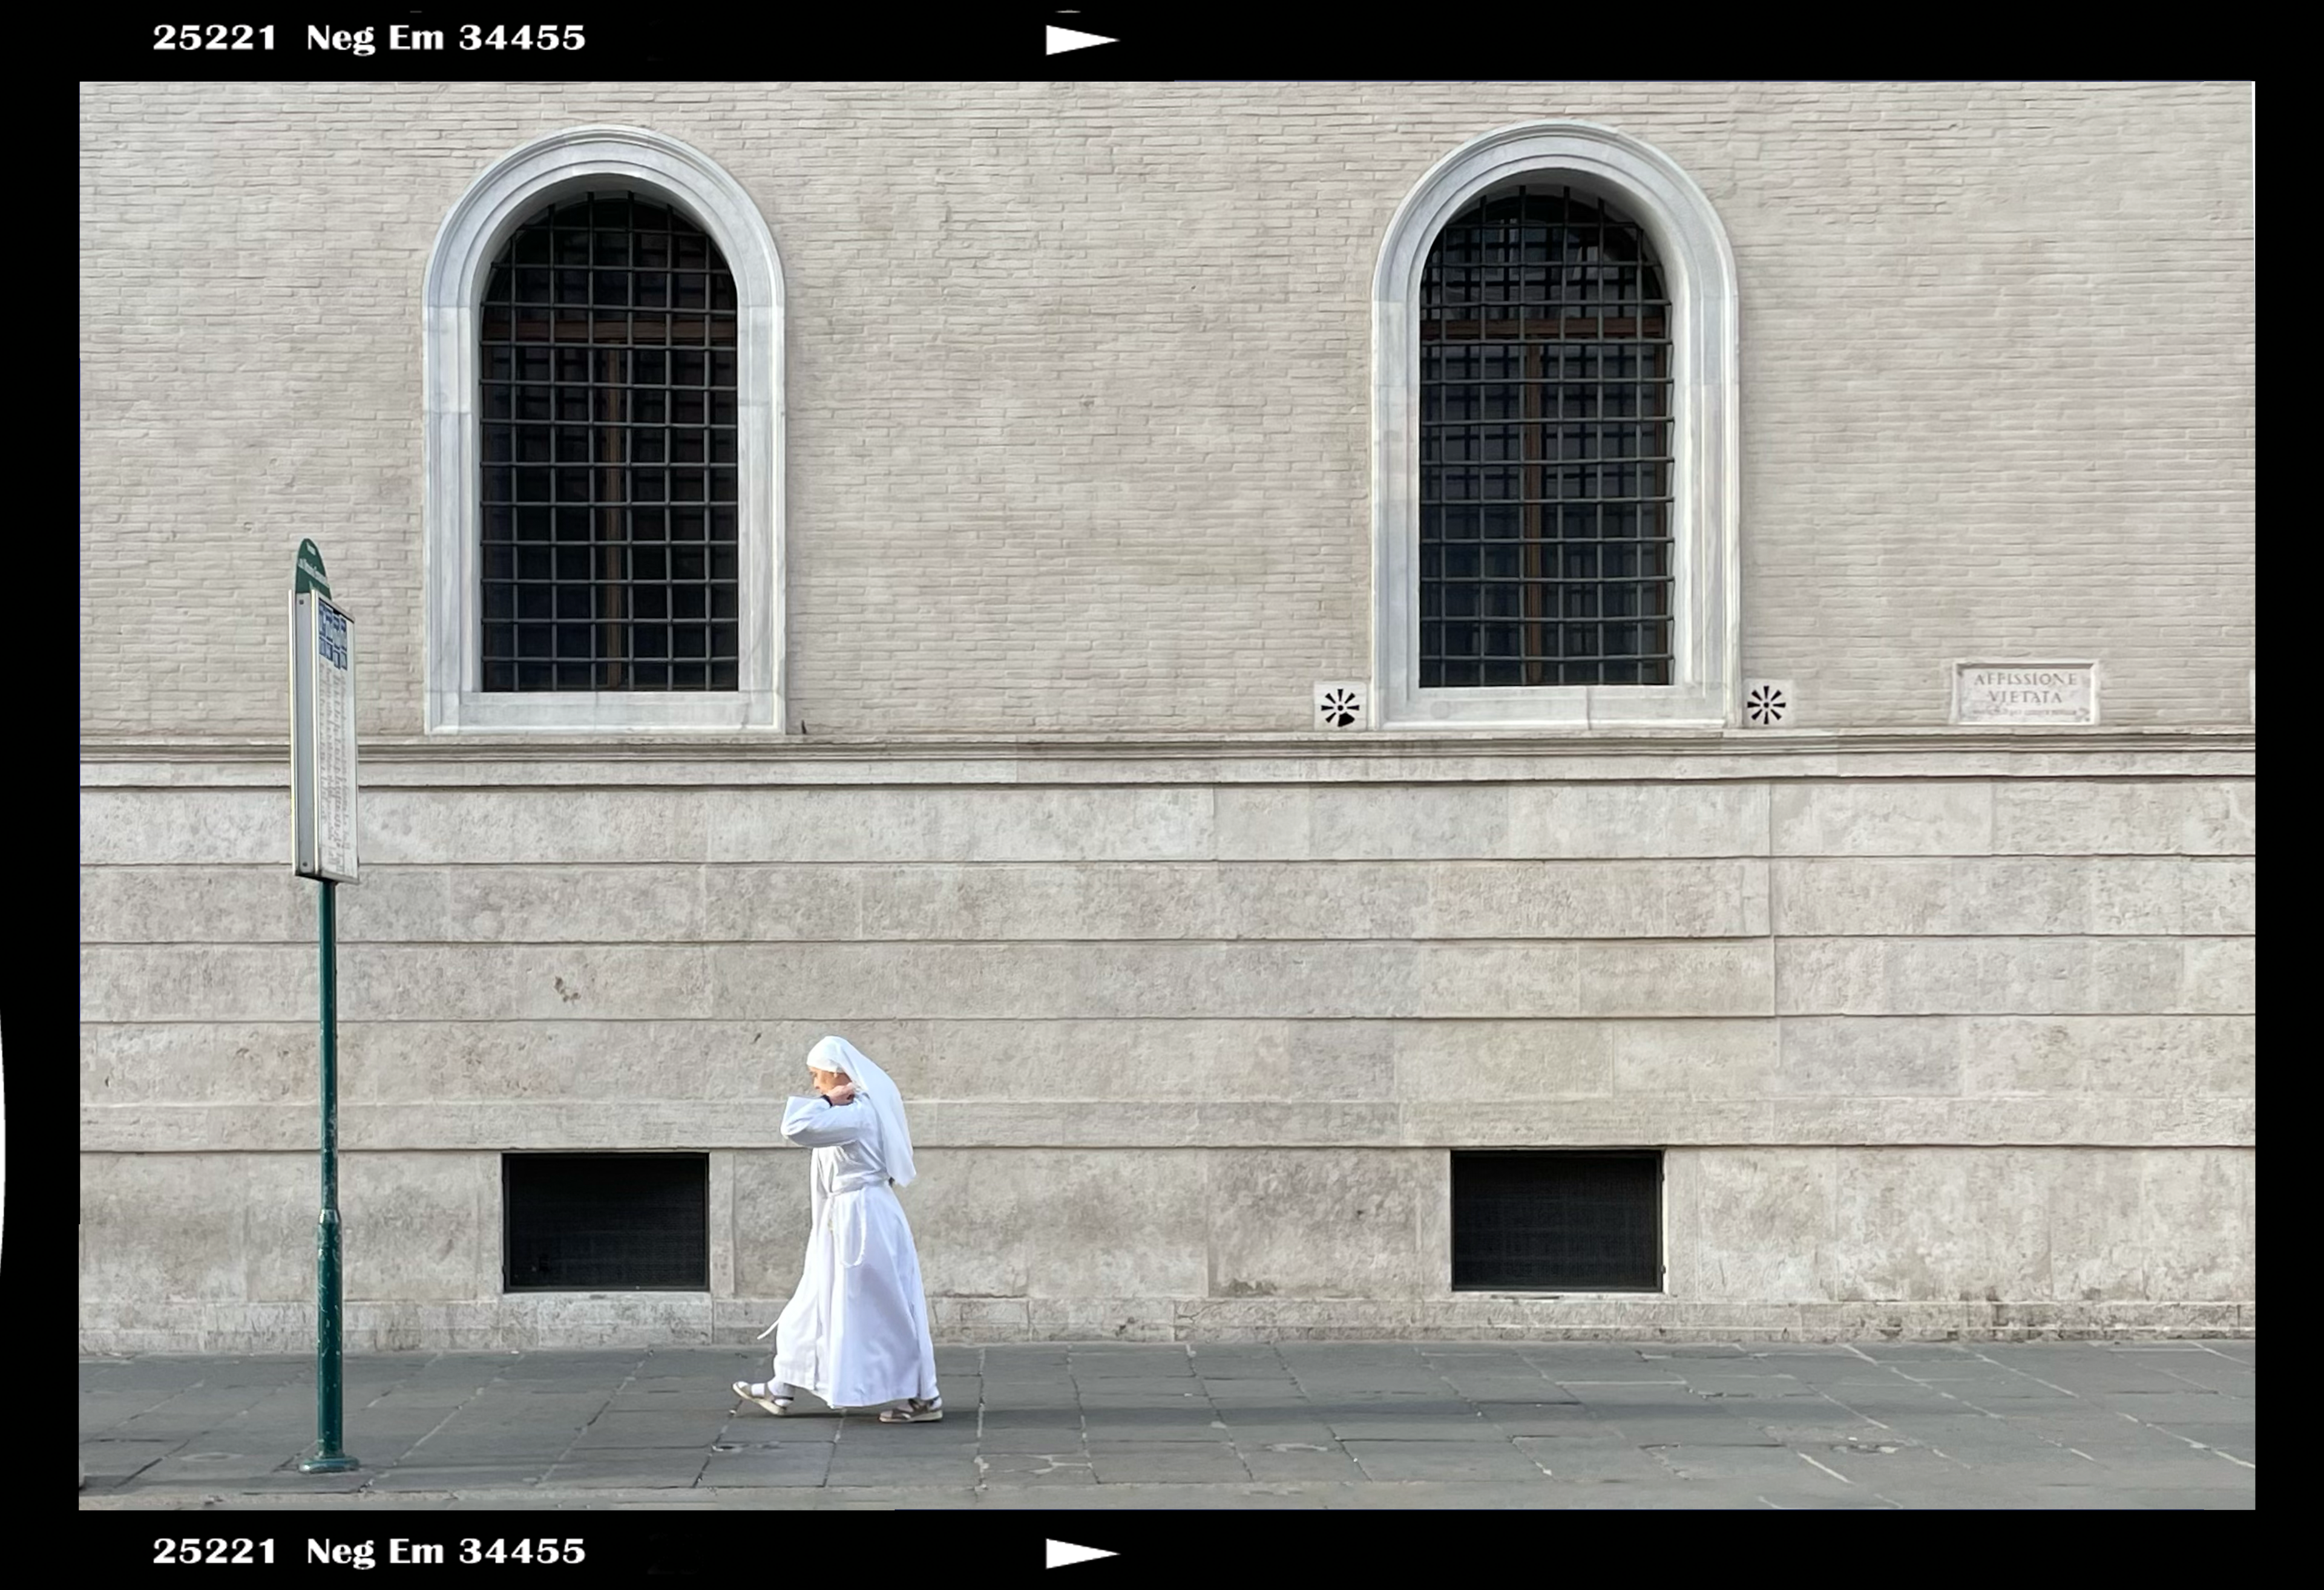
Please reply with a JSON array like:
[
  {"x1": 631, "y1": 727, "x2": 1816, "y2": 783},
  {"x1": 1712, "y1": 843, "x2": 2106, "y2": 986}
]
[{"x1": 733, "y1": 1379, "x2": 793, "y2": 1416}]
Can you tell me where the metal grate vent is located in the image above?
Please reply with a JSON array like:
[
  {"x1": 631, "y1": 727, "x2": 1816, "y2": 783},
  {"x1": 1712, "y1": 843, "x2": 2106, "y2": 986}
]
[
  {"x1": 504, "y1": 1153, "x2": 708, "y2": 1291},
  {"x1": 1314, "y1": 681, "x2": 1369, "y2": 730},
  {"x1": 1742, "y1": 679, "x2": 1793, "y2": 727},
  {"x1": 1451, "y1": 1150, "x2": 1662, "y2": 1292}
]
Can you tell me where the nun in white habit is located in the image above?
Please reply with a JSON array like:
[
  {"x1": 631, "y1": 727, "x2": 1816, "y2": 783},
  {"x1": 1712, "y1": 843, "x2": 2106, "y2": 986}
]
[{"x1": 732, "y1": 1036, "x2": 944, "y2": 1423}]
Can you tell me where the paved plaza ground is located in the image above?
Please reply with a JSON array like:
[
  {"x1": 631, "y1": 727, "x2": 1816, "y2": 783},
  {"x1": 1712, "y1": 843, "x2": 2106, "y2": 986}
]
[{"x1": 78, "y1": 1339, "x2": 2253, "y2": 1510}]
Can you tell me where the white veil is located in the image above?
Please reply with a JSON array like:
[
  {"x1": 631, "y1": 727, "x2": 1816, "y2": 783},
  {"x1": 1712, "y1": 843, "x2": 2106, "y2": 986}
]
[{"x1": 810, "y1": 1035, "x2": 917, "y2": 1188}]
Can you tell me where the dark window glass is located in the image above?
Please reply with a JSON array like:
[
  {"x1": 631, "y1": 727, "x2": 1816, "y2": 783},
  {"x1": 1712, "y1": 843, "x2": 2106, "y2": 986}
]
[
  {"x1": 480, "y1": 193, "x2": 740, "y2": 691},
  {"x1": 1451, "y1": 1151, "x2": 1662, "y2": 1291},
  {"x1": 1419, "y1": 186, "x2": 1675, "y2": 688},
  {"x1": 503, "y1": 1153, "x2": 708, "y2": 1290}
]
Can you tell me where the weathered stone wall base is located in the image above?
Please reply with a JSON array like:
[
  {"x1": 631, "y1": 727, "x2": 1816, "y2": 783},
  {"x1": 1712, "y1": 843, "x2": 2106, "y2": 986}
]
[
  {"x1": 79, "y1": 1138, "x2": 2254, "y2": 1353},
  {"x1": 80, "y1": 756, "x2": 2254, "y2": 1356},
  {"x1": 78, "y1": 1295, "x2": 2255, "y2": 1356}
]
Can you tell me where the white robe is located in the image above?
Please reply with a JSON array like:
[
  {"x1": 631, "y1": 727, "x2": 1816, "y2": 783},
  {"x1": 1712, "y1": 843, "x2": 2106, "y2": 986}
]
[{"x1": 769, "y1": 1094, "x2": 940, "y2": 1408}]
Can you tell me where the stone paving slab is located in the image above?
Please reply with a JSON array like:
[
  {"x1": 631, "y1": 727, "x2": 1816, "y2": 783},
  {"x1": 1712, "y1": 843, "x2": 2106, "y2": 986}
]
[
  {"x1": 2145, "y1": 1422, "x2": 2253, "y2": 1456},
  {"x1": 1342, "y1": 1439, "x2": 1548, "y2": 1484},
  {"x1": 1083, "y1": 1441, "x2": 1250, "y2": 1483},
  {"x1": 79, "y1": 1340, "x2": 2253, "y2": 1509}
]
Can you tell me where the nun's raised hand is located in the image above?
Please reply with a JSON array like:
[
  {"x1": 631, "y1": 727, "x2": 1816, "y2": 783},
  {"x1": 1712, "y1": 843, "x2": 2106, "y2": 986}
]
[{"x1": 825, "y1": 1081, "x2": 859, "y2": 1105}]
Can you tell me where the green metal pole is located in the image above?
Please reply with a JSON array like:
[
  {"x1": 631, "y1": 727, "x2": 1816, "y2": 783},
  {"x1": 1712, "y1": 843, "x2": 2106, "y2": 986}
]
[{"x1": 301, "y1": 877, "x2": 358, "y2": 1473}]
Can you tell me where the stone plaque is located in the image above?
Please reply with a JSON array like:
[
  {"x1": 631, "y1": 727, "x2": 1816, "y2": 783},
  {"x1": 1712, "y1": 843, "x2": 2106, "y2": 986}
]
[{"x1": 1951, "y1": 661, "x2": 2098, "y2": 725}]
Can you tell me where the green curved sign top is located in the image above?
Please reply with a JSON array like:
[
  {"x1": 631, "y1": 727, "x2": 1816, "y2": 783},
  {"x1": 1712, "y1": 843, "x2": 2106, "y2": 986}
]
[{"x1": 294, "y1": 539, "x2": 331, "y2": 598}]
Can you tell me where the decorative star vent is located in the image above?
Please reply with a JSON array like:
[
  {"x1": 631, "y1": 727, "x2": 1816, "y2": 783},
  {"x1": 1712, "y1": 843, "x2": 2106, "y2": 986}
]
[
  {"x1": 1313, "y1": 681, "x2": 1368, "y2": 730},
  {"x1": 1742, "y1": 680, "x2": 1793, "y2": 727}
]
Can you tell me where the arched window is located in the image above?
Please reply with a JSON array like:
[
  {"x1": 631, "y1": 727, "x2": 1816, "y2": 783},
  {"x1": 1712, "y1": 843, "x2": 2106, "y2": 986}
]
[
  {"x1": 1374, "y1": 122, "x2": 1736, "y2": 729},
  {"x1": 1420, "y1": 185, "x2": 1672, "y2": 689},
  {"x1": 425, "y1": 128, "x2": 783, "y2": 731},
  {"x1": 479, "y1": 193, "x2": 739, "y2": 693}
]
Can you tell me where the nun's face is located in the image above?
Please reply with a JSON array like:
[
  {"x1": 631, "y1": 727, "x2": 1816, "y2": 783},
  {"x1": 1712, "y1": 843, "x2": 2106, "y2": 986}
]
[{"x1": 809, "y1": 1066, "x2": 849, "y2": 1094}]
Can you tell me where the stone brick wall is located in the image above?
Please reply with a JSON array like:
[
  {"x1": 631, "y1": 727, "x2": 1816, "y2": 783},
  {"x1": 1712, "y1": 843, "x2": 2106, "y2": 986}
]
[{"x1": 79, "y1": 80, "x2": 2254, "y2": 738}]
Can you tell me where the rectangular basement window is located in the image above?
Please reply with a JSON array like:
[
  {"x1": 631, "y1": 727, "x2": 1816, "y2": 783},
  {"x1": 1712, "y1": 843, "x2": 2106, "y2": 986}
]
[
  {"x1": 503, "y1": 1153, "x2": 708, "y2": 1292},
  {"x1": 1451, "y1": 1150, "x2": 1663, "y2": 1292}
]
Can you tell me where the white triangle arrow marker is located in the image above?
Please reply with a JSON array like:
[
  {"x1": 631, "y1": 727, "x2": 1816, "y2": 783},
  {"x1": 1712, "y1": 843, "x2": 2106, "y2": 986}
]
[
  {"x1": 1046, "y1": 1539, "x2": 1118, "y2": 1569},
  {"x1": 1046, "y1": 25, "x2": 1116, "y2": 54}
]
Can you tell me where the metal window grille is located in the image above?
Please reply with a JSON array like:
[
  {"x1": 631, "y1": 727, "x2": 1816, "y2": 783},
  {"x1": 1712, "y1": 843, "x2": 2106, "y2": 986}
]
[
  {"x1": 1451, "y1": 1150, "x2": 1662, "y2": 1291},
  {"x1": 1418, "y1": 186, "x2": 1675, "y2": 688},
  {"x1": 503, "y1": 1153, "x2": 709, "y2": 1291},
  {"x1": 479, "y1": 192, "x2": 740, "y2": 692}
]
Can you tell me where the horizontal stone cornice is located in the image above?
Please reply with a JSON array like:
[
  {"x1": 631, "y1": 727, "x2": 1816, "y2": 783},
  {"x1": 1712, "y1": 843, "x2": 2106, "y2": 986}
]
[
  {"x1": 77, "y1": 1296, "x2": 2257, "y2": 1353},
  {"x1": 80, "y1": 727, "x2": 2256, "y2": 788}
]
